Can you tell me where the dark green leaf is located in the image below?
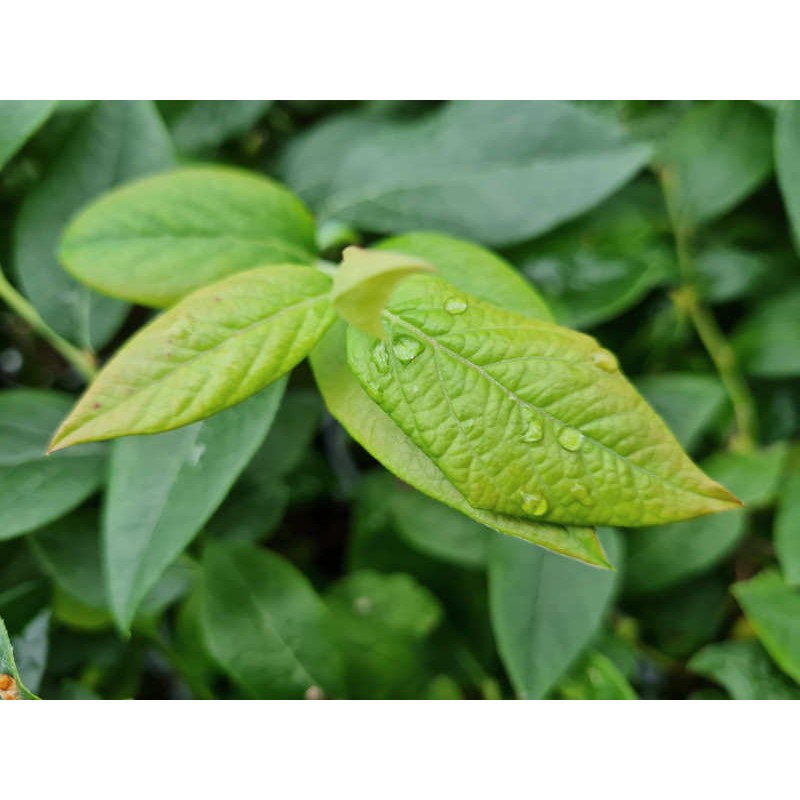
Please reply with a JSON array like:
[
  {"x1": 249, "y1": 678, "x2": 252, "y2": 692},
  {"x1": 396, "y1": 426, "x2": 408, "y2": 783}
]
[
  {"x1": 489, "y1": 528, "x2": 622, "y2": 699},
  {"x1": 284, "y1": 101, "x2": 650, "y2": 246},
  {"x1": 104, "y1": 380, "x2": 286, "y2": 631},
  {"x1": 14, "y1": 101, "x2": 174, "y2": 349},
  {"x1": 0, "y1": 615, "x2": 39, "y2": 699},
  {"x1": 776, "y1": 453, "x2": 800, "y2": 586},
  {"x1": 0, "y1": 100, "x2": 55, "y2": 169},
  {"x1": 775, "y1": 100, "x2": 800, "y2": 254},
  {"x1": 0, "y1": 390, "x2": 105, "y2": 541},
  {"x1": 202, "y1": 542, "x2": 344, "y2": 698}
]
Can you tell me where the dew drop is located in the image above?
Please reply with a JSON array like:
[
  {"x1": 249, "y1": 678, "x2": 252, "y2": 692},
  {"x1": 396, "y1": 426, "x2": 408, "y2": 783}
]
[
  {"x1": 393, "y1": 336, "x2": 423, "y2": 364},
  {"x1": 444, "y1": 297, "x2": 468, "y2": 315},
  {"x1": 592, "y1": 348, "x2": 619, "y2": 372},
  {"x1": 557, "y1": 427, "x2": 584, "y2": 452},
  {"x1": 570, "y1": 483, "x2": 592, "y2": 506},
  {"x1": 372, "y1": 341, "x2": 390, "y2": 373},
  {"x1": 520, "y1": 492, "x2": 549, "y2": 516},
  {"x1": 521, "y1": 410, "x2": 544, "y2": 443}
]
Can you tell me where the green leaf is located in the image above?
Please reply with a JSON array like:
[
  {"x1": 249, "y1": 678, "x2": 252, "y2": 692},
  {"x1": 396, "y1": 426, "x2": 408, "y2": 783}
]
[
  {"x1": 0, "y1": 389, "x2": 106, "y2": 541},
  {"x1": 695, "y1": 246, "x2": 772, "y2": 304},
  {"x1": 348, "y1": 273, "x2": 739, "y2": 527},
  {"x1": 556, "y1": 650, "x2": 637, "y2": 700},
  {"x1": 159, "y1": 101, "x2": 272, "y2": 153},
  {"x1": 14, "y1": 101, "x2": 174, "y2": 350},
  {"x1": 511, "y1": 183, "x2": 672, "y2": 329},
  {"x1": 104, "y1": 381, "x2": 286, "y2": 631},
  {"x1": 0, "y1": 100, "x2": 55, "y2": 169},
  {"x1": 776, "y1": 452, "x2": 800, "y2": 586},
  {"x1": 284, "y1": 101, "x2": 651, "y2": 246},
  {"x1": 49, "y1": 265, "x2": 334, "y2": 450},
  {"x1": 733, "y1": 570, "x2": 800, "y2": 684},
  {"x1": 326, "y1": 570, "x2": 442, "y2": 699},
  {"x1": 733, "y1": 289, "x2": 800, "y2": 377},
  {"x1": 310, "y1": 233, "x2": 608, "y2": 566},
  {"x1": 331, "y1": 246, "x2": 433, "y2": 338},
  {"x1": 388, "y1": 483, "x2": 491, "y2": 569},
  {"x1": 10, "y1": 610, "x2": 49, "y2": 694},
  {"x1": 489, "y1": 528, "x2": 622, "y2": 699},
  {"x1": 201, "y1": 541, "x2": 345, "y2": 699},
  {"x1": 775, "y1": 100, "x2": 800, "y2": 254},
  {"x1": 635, "y1": 373, "x2": 727, "y2": 453},
  {"x1": 690, "y1": 640, "x2": 800, "y2": 700},
  {"x1": 60, "y1": 166, "x2": 317, "y2": 308},
  {"x1": 0, "y1": 615, "x2": 39, "y2": 699},
  {"x1": 700, "y1": 443, "x2": 788, "y2": 509},
  {"x1": 657, "y1": 101, "x2": 773, "y2": 226}
]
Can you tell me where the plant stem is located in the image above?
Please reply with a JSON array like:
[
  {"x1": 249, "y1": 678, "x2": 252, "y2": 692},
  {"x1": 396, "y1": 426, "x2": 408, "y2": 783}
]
[
  {"x1": 0, "y1": 262, "x2": 97, "y2": 382},
  {"x1": 658, "y1": 170, "x2": 757, "y2": 452}
]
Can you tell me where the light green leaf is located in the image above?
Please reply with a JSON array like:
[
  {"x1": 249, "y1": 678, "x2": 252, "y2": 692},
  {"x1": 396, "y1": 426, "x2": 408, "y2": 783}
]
[
  {"x1": 60, "y1": 166, "x2": 317, "y2": 308},
  {"x1": 0, "y1": 100, "x2": 55, "y2": 169},
  {"x1": 388, "y1": 484, "x2": 491, "y2": 569},
  {"x1": 104, "y1": 381, "x2": 286, "y2": 631},
  {"x1": 733, "y1": 289, "x2": 800, "y2": 377},
  {"x1": 0, "y1": 615, "x2": 39, "y2": 699},
  {"x1": 331, "y1": 246, "x2": 433, "y2": 338},
  {"x1": 690, "y1": 640, "x2": 800, "y2": 700},
  {"x1": 284, "y1": 101, "x2": 651, "y2": 246},
  {"x1": 733, "y1": 570, "x2": 800, "y2": 684},
  {"x1": 201, "y1": 542, "x2": 345, "y2": 699},
  {"x1": 159, "y1": 100, "x2": 272, "y2": 153},
  {"x1": 775, "y1": 100, "x2": 800, "y2": 254},
  {"x1": 310, "y1": 233, "x2": 607, "y2": 566},
  {"x1": 635, "y1": 373, "x2": 727, "y2": 453},
  {"x1": 489, "y1": 528, "x2": 622, "y2": 699},
  {"x1": 14, "y1": 101, "x2": 174, "y2": 350},
  {"x1": 776, "y1": 452, "x2": 800, "y2": 586},
  {"x1": 0, "y1": 390, "x2": 105, "y2": 541},
  {"x1": 348, "y1": 274, "x2": 739, "y2": 527},
  {"x1": 49, "y1": 265, "x2": 334, "y2": 450},
  {"x1": 657, "y1": 101, "x2": 773, "y2": 227}
]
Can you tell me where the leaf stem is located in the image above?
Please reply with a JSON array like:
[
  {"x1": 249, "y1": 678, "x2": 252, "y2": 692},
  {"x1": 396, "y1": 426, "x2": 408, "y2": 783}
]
[
  {"x1": 658, "y1": 169, "x2": 758, "y2": 452},
  {"x1": 0, "y1": 261, "x2": 97, "y2": 383}
]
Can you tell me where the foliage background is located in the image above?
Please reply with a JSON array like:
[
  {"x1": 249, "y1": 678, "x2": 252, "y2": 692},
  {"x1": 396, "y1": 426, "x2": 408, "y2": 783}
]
[{"x1": 1, "y1": 100, "x2": 799, "y2": 700}]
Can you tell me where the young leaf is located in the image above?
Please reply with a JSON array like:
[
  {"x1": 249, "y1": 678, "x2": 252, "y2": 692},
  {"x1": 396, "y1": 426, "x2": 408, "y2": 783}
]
[
  {"x1": 201, "y1": 542, "x2": 345, "y2": 699},
  {"x1": 60, "y1": 166, "x2": 317, "y2": 308},
  {"x1": 690, "y1": 640, "x2": 800, "y2": 700},
  {"x1": 0, "y1": 100, "x2": 55, "y2": 169},
  {"x1": 0, "y1": 615, "x2": 39, "y2": 700},
  {"x1": 348, "y1": 274, "x2": 739, "y2": 527},
  {"x1": 775, "y1": 100, "x2": 800, "y2": 254},
  {"x1": 49, "y1": 265, "x2": 334, "y2": 451},
  {"x1": 0, "y1": 390, "x2": 106, "y2": 541},
  {"x1": 555, "y1": 650, "x2": 637, "y2": 700},
  {"x1": 733, "y1": 570, "x2": 800, "y2": 684},
  {"x1": 282, "y1": 101, "x2": 651, "y2": 246},
  {"x1": 657, "y1": 101, "x2": 773, "y2": 227},
  {"x1": 103, "y1": 380, "x2": 286, "y2": 631},
  {"x1": 311, "y1": 234, "x2": 608, "y2": 567},
  {"x1": 489, "y1": 528, "x2": 622, "y2": 699},
  {"x1": 331, "y1": 246, "x2": 433, "y2": 338},
  {"x1": 14, "y1": 101, "x2": 174, "y2": 350}
]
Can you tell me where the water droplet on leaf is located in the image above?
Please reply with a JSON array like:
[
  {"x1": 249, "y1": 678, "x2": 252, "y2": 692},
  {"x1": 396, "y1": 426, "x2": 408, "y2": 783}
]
[
  {"x1": 444, "y1": 297, "x2": 468, "y2": 315},
  {"x1": 520, "y1": 492, "x2": 549, "y2": 516},
  {"x1": 592, "y1": 348, "x2": 618, "y2": 372},
  {"x1": 393, "y1": 336, "x2": 423, "y2": 364},
  {"x1": 520, "y1": 410, "x2": 544, "y2": 443},
  {"x1": 557, "y1": 427, "x2": 584, "y2": 452},
  {"x1": 372, "y1": 341, "x2": 389, "y2": 373}
]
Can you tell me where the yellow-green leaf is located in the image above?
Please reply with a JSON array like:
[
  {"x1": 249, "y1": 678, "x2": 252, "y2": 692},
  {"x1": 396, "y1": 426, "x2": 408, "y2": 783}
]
[{"x1": 49, "y1": 265, "x2": 334, "y2": 451}]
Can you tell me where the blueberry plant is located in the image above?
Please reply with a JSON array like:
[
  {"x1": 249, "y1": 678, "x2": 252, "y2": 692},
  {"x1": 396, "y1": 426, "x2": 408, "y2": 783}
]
[{"x1": 1, "y1": 100, "x2": 799, "y2": 700}]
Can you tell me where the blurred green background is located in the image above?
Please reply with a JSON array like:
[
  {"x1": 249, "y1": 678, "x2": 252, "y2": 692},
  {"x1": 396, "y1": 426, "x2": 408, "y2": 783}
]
[{"x1": 1, "y1": 100, "x2": 799, "y2": 700}]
